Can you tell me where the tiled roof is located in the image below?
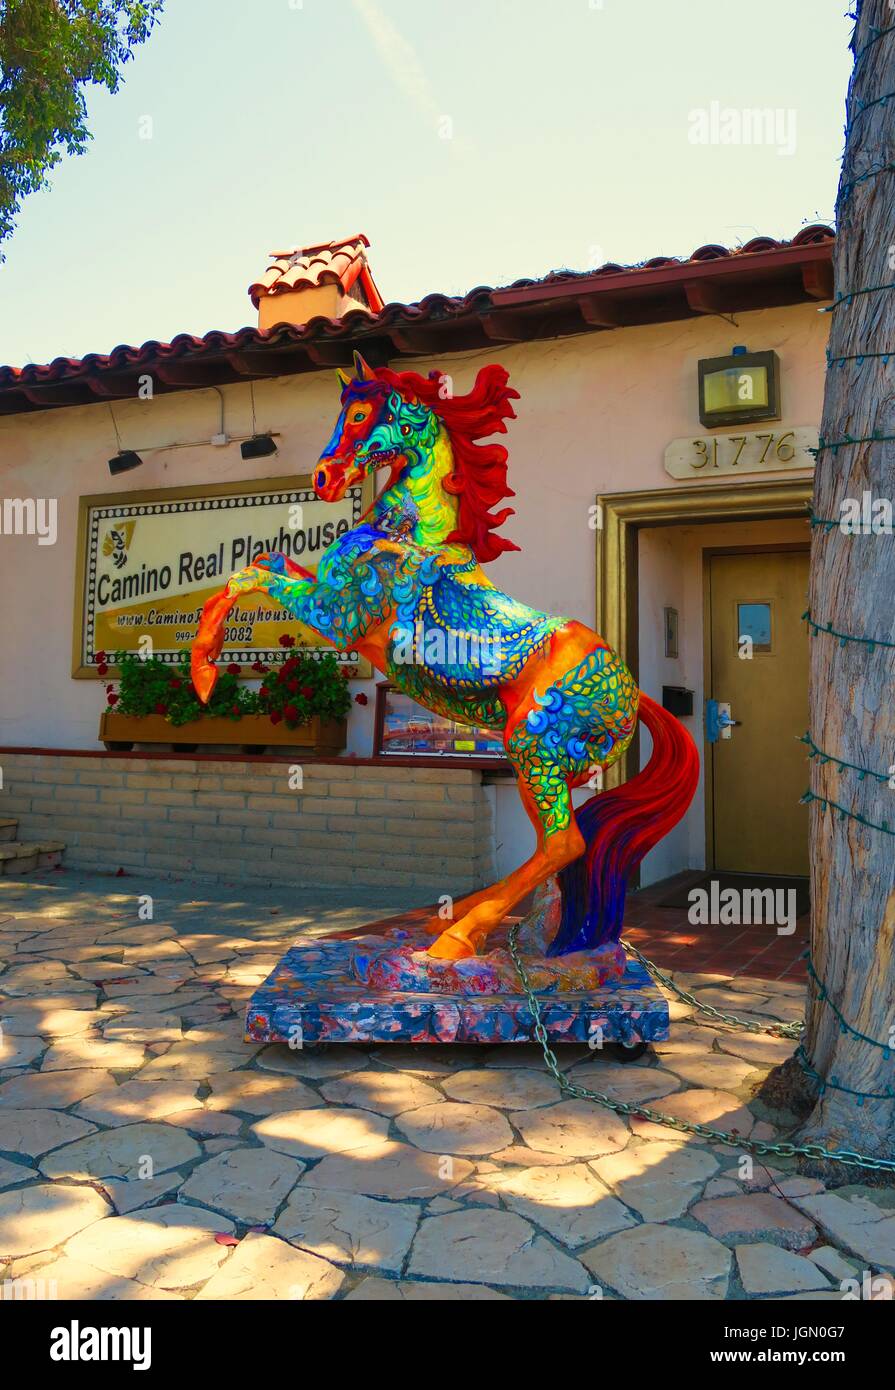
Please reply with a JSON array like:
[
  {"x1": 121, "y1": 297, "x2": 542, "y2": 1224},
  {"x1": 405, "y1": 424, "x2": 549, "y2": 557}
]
[
  {"x1": 248, "y1": 234, "x2": 384, "y2": 311},
  {"x1": 0, "y1": 226, "x2": 834, "y2": 414}
]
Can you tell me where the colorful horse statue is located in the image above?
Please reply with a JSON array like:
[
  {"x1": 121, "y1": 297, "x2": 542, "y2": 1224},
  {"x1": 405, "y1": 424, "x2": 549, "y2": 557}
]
[{"x1": 192, "y1": 355, "x2": 699, "y2": 963}]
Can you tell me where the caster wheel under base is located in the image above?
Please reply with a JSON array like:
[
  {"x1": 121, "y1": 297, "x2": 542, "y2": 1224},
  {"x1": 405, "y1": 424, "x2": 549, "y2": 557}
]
[{"x1": 603, "y1": 1041, "x2": 650, "y2": 1064}]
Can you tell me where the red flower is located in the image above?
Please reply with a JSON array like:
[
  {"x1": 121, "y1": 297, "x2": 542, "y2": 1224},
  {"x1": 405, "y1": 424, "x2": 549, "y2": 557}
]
[
  {"x1": 95, "y1": 650, "x2": 107, "y2": 663},
  {"x1": 251, "y1": 660, "x2": 269, "y2": 674},
  {"x1": 107, "y1": 692, "x2": 119, "y2": 705},
  {"x1": 354, "y1": 692, "x2": 368, "y2": 706},
  {"x1": 231, "y1": 705, "x2": 240, "y2": 716},
  {"x1": 96, "y1": 662, "x2": 109, "y2": 676},
  {"x1": 227, "y1": 663, "x2": 241, "y2": 675},
  {"x1": 279, "y1": 634, "x2": 296, "y2": 648},
  {"x1": 154, "y1": 702, "x2": 168, "y2": 716},
  {"x1": 169, "y1": 678, "x2": 182, "y2": 689},
  {"x1": 283, "y1": 704, "x2": 299, "y2": 722},
  {"x1": 287, "y1": 679, "x2": 299, "y2": 693},
  {"x1": 270, "y1": 711, "x2": 283, "y2": 725},
  {"x1": 259, "y1": 685, "x2": 269, "y2": 699},
  {"x1": 300, "y1": 685, "x2": 314, "y2": 700}
]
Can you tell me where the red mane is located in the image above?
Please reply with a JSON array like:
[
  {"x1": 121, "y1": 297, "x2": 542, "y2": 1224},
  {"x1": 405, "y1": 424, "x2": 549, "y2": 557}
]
[{"x1": 374, "y1": 363, "x2": 521, "y2": 563}]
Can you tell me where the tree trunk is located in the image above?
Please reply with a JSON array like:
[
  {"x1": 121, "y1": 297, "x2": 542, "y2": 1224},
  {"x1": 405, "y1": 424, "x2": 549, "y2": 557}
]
[{"x1": 799, "y1": 0, "x2": 895, "y2": 1166}]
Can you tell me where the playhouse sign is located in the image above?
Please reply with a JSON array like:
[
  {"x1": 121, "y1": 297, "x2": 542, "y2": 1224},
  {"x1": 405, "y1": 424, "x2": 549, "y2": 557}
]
[{"x1": 72, "y1": 475, "x2": 368, "y2": 677}]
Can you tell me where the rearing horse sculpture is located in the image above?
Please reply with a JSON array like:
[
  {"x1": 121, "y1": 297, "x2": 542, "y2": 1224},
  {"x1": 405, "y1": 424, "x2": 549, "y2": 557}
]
[{"x1": 192, "y1": 355, "x2": 699, "y2": 962}]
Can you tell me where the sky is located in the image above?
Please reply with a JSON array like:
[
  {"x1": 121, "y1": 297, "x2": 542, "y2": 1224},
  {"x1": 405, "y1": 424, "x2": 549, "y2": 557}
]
[{"x1": 0, "y1": 0, "x2": 853, "y2": 368}]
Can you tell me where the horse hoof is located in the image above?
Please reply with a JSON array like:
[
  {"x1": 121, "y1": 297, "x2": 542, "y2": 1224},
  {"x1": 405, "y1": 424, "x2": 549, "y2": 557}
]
[
  {"x1": 191, "y1": 657, "x2": 218, "y2": 704},
  {"x1": 427, "y1": 925, "x2": 481, "y2": 960}
]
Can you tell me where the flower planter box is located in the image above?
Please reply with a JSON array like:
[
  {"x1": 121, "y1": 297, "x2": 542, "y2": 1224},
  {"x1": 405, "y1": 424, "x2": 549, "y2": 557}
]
[{"x1": 99, "y1": 711, "x2": 347, "y2": 756}]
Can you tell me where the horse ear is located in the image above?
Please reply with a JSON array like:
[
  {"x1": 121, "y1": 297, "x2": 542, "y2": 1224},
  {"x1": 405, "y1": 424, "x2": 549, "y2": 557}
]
[
  {"x1": 352, "y1": 351, "x2": 376, "y2": 382},
  {"x1": 335, "y1": 368, "x2": 351, "y2": 389}
]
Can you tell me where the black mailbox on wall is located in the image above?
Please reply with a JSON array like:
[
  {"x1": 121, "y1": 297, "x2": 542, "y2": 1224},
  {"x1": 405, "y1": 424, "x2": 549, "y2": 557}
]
[{"x1": 662, "y1": 686, "x2": 694, "y2": 717}]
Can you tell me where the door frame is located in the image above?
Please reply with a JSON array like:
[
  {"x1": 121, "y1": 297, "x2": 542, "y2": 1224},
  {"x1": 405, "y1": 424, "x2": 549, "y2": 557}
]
[
  {"x1": 702, "y1": 541, "x2": 810, "y2": 872},
  {"x1": 593, "y1": 477, "x2": 813, "y2": 797}
]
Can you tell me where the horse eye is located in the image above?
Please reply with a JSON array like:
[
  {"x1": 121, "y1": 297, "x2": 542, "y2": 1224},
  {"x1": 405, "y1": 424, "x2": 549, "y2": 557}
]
[
  {"x1": 352, "y1": 412, "x2": 365, "y2": 423},
  {"x1": 401, "y1": 423, "x2": 411, "y2": 435}
]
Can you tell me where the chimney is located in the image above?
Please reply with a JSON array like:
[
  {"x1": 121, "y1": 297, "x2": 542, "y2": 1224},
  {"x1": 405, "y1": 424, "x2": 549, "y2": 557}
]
[{"x1": 248, "y1": 233, "x2": 385, "y2": 332}]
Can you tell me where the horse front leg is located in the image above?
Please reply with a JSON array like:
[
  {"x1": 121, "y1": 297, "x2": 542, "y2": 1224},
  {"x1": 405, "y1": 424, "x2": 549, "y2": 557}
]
[{"x1": 191, "y1": 555, "x2": 317, "y2": 703}]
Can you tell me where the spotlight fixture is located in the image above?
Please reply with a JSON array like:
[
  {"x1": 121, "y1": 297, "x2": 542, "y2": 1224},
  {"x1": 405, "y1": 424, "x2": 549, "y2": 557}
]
[
  {"x1": 108, "y1": 450, "x2": 143, "y2": 476},
  {"x1": 240, "y1": 434, "x2": 278, "y2": 460}
]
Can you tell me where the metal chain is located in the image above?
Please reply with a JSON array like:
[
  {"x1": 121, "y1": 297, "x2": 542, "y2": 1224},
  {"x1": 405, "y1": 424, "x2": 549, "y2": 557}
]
[
  {"x1": 620, "y1": 937, "x2": 803, "y2": 1040},
  {"x1": 507, "y1": 923, "x2": 895, "y2": 1176}
]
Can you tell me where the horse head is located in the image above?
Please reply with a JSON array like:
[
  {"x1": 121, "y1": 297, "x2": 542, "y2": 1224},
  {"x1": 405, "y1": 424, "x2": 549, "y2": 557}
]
[{"x1": 313, "y1": 351, "x2": 437, "y2": 502}]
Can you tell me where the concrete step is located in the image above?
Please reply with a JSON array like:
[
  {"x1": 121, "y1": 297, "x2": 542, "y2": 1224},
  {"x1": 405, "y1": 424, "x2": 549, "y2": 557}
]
[
  {"x1": 0, "y1": 818, "x2": 18, "y2": 843},
  {"x1": 0, "y1": 840, "x2": 66, "y2": 875}
]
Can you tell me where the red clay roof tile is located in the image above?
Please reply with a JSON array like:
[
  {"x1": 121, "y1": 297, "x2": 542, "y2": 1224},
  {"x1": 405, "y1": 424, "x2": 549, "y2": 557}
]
[
  {"x1": 0, "y1": 226, "x2": 834, "y2": 411},
  {"x1": 248, "y1": 234, "x2": 384, "y2": 311}
]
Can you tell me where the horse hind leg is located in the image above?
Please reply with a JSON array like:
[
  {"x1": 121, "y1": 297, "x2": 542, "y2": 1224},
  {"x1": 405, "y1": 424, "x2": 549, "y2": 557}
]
[{"x1": 428, "y1": 768, "x2": 584, "y2": 959}]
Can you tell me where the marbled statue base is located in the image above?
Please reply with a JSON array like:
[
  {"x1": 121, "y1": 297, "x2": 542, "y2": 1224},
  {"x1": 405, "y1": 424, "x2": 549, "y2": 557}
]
[{"x1": 244, "y1": 881, "x2": 669, "y2": 1047}]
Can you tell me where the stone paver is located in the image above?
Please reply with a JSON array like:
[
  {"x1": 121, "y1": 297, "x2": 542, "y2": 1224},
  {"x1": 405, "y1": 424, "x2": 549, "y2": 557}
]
[
  {"x1": 205, "y1": 1072, "x2": 322, "y2": 1114},
  {"x1": 564, "y1": 1062, "x2": 682, "y2": 1105},
  {"x1": 510, "y1": 1100, "x2": 630, "y2": 1157},
  {"x1": 791, "y1": 1193, "x2": 895, "y2": 1272},
  {"x1": 0, "y1": 1069, "x2": 115, "y2": 1109},
  {"x1": 691, "y1": 1194, "x2": 818, "y2": 1251},
  {"x1": 41, "y1": 1037, "x2": 146, "y2": 1072},
  {"x1": 251, "y1": 1106, "x2": 390, "y2": 1159},
  {"x1": 40, "y1": 1120, "x2": 201, "y2": 1180},
  {"x1": 592, "y1": 1141, "x2": 718, "y2": 1221},
  {"x1": 0, "y1": 1108, "x2": 96, "y2": 1158},
  {"x1": 0, "y1": 1034, "x2": 45, "y2": 1067},
  {"x1": 180, "y1": 1147, "x2": 303, "y2": 1224},
  {"x1": 0, "y1": 871, "x2": 861, "y2": 1303},
  {"x1": 301, "y1": 1140, "x2": 475, "y2": 1199},
  {"x1": 274, "y1": 1187, "x2": 419, "y2": 1272},
  {"x1": 13, "y1": 1255, "x2": 184, "y2": 1300},
  {"x1": 101, "y1": 1174, "x2": 185, "y2": 1214},
  {"x1": 632, "y1": 1088, "x2": 755, "y2": 1139},
  {"x1": 194, "y1": 1231, "x2": 344, "y2": 1300},
  {"x1": 658, "y1": 1052, "x2": 762, "y2": 1090},
  {"x1": 257, "y1": 1044, "x2": 370, "y2": 1079},
  {"x1": 394, "y1": 1102, "x2": 514, "y2": 1155},
  {"x1": 64, "y1": 1204, "x2": 236, "y2": 1289},
  {"x1": 736, "y1": 1243, "x2": 831, "y2": 1294},
  {"x1": 75, "y1": 1080, "x2": 200, "y2": 1127},
  {"x1": 582, "y1": 1224, "x2": 733, "y2": 1300},
  {"x1": 440, "y1": 1068, "x2": 559, "y2": 1110},
  {"x1": 408, "y1": 1209, "x2": 591, "y2": 1291},
  {"x1": 0, "y1": 1183, "x2": 111, "y2": 1257},
  {"x1": 0, "y1": 1155, "x2": 33, "y2": 1189},
  {"x1": 321, "y1": 1070, "x2": 442, "y2": 1116},
  {"x1": 481, "y1": 1162, "x2": 637, "y2": 1248}
]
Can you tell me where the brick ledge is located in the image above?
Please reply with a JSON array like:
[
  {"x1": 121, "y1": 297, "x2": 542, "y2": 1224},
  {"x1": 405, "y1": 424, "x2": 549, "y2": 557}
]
[{"x1": 0, "y1": 745, "x2": 513, "y2": 774}]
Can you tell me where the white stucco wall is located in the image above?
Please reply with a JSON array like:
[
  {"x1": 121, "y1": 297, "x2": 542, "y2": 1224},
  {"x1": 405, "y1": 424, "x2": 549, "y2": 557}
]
[{"x1": 0, "y1": 300, "x2": 827, "y2": 882}]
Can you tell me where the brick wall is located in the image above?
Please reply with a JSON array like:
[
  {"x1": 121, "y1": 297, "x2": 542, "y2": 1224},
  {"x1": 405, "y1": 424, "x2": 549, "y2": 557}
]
[{"x1": 0, "y1": 753, "x2": 497, "y2": 895}]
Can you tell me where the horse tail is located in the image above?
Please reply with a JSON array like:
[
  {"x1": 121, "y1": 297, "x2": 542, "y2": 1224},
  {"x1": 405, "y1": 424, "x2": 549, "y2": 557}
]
[{"x1": 549, "y1": 692, "x2": 700, "y2": 956}]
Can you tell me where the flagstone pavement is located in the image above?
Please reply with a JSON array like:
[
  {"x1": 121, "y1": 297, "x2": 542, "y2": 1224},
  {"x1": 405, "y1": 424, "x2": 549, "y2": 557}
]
[{"x1": 1, "y1": 870, "x2": 892, "y2": 1302}]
